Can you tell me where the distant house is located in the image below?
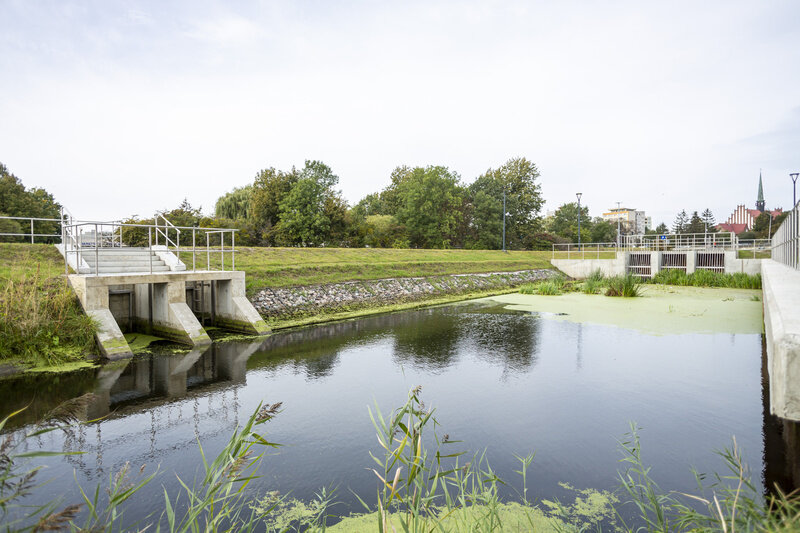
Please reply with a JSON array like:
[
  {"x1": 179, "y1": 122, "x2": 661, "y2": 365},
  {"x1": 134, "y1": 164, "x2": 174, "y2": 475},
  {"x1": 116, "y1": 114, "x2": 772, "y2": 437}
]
[
  {"x1": 602, "y1": 207, "x2": 648, "y2": 234},
  {"x1": 717, "y1": 172, "x2": 782, "y2": 235}
]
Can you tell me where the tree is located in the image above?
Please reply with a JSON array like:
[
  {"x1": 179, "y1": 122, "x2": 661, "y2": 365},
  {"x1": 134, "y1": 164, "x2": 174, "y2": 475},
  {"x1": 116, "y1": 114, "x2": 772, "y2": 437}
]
[
  {"x1": 700, "y1": 209, "x2": 717, "y2": 232},
  {"x1": 752, "y1": 212, "x2": 772, "y2": 238},
  {"x1": 393, "y1": 166, "x2": 466, "y2": 248},
  {"x1": 687, "y1": 211, "x2": 705, "y2": 234},
  {"x1": 249, "y1": 166, "x2": 299, "y2": 244},
  {"x1": 0, "y1": 163, "x2": 61, "y2": 242},
  {"x1": 590, "y1": 218, "x2": 616, "y2": 242},
  {"x1": 654, "y1": 222, "x2": 669, "y2": 234},
  {"x1": 215, "y1": 185, "x2": 253, "y2": 220},
  {"x1": 672, "y1": 210, "x2": 689, "y2": 234},
  {"x1": 550, "y1": 202, "x2": 591, "y2": 243},
  {"x1": 275, "y1": 160, "x2": 346, "y2": 246},
  {"x1": 468, "y1": 157, "x2": 543, "y2": 250}
]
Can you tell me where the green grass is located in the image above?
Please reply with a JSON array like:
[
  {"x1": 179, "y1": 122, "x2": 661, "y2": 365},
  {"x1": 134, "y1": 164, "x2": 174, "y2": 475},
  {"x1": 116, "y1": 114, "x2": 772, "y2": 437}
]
[
  {"x1": 651, "y1": 269, "x2": 762, "y2": 289},
  {"x1": 519, "y1": 277, "x2": 566, "y2": 295},
  {"x1": 0, "y1": 244, "x2": 95, "y2": 367},
  {"x1": 738, "y1": 250, "x2": 771, "y2": 259},
  {"x1": 206, "y1": 247, "x2": 554, "y2": 293}
]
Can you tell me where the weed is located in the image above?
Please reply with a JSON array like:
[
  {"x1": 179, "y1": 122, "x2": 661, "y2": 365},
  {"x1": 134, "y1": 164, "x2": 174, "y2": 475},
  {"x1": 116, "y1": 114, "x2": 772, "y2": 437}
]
[
  {"x1": 650, "y1": 269, "x2": 761, "y2": 289},
  {"x1": 520, "y1": 276, "x2": 565, "y2": 296},
  {"x1": 605, "y1": 274, "x2": 641, "y2": 297}
]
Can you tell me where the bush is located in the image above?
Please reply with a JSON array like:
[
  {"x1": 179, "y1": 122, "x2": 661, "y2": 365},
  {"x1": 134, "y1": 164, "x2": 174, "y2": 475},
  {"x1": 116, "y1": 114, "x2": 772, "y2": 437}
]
[
  {"x1": 650, "y1": 269, "x2": 761, "y2": 289},
  {"x1": 520, "y1": 276, "x2": 565, "y2": 295},
  {"x1": 605, "y1": 274, "x2": 641, "y2": 297}
]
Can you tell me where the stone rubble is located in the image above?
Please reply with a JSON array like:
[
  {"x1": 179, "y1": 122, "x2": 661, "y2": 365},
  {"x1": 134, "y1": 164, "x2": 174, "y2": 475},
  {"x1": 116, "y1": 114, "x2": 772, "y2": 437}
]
[{"x1": 250, "y1": 269, "x2": 555, "y2": 317}]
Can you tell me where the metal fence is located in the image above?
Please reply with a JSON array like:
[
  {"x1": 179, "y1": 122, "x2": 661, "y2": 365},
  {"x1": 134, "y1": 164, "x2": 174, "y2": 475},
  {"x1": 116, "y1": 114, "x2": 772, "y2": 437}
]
[
  {"x1": 772, "y1": 201, "x2": 799, "y2": 269},
  {"x1": 551, "y1": 242, "x2": 618, "y2": 260},
  {"x1": 63, "y1": 218, "x2": 238, "y2": 276},
  {"x1": 0, "y1": 215, "x2": 63, "y2": 243}
]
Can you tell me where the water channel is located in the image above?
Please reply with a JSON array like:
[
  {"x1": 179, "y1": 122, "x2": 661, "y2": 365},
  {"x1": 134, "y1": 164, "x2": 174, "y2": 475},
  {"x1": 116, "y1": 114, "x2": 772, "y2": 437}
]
[{"x1": 2, "y1": 295, "x2": 799, "y2": 526}]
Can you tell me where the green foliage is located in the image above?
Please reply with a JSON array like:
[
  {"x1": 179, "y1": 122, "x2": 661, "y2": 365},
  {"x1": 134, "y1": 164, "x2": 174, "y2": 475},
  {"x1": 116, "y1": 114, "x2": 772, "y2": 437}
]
[
  {"x1": 393, "y1": 166, "x2": 466, "y2": 248},
  {"x1": 650, "y1": 269, "x2": 761, "y2": 289},
  {"x1": 215, "y1": 185, "x2": 253, "y2": 220},
  {"x1": 604, "y1": 274, "x2": 641, "y2": 297},
  {"x1": 672, "y1": 210, "x2": 689, "y2": 234},
  {"x1": 582, "y1": 269, "x2": 605, "y2": 294},
  {"x1": 519, "y1": 276, "x2": 565, "y2": 295},
  {"x1": 0, "y1": 244, "x2": 96, "y2": 365},
  {"x1": 467, "y1": 157, "x2": 543, "y2": 250},
  {"x1": 654, "y1": 222, "x2": 669, "y2": 234},
  {"x1": 687, "y1": 211, "x2": 705, "y2": 233},
  {"x1": 0, "y1": 163, "x2": 61, "y2": 243},
  {"x1": 549, "y1": 202, "x2": 591, "y2": 243}
]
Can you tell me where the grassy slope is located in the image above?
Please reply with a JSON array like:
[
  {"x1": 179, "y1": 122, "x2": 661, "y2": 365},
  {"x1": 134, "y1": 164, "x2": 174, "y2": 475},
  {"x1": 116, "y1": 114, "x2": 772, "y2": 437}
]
[
  {"x1": 0, "y1": 243, "x2": 96, "y2": 367},
  {"x1": 223, "y1": 247, "x2": 554, "y2": 293}
]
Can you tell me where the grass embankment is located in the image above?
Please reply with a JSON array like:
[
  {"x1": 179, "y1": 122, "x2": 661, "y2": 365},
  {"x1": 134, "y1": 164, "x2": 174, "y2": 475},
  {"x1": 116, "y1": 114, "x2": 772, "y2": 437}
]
[
  {"x1": 0, "y1": 244, "x2": 96, "y2": 369},
  {"x1": 214, "y1": 247, "x2": 553, "y2": 294}
]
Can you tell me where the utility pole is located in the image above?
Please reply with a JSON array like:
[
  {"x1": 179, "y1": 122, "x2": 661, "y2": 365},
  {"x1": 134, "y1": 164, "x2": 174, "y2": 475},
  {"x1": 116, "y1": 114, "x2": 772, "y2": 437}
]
[{"x1": 616, "y1": 201, "x2": 622, "y2": 248}]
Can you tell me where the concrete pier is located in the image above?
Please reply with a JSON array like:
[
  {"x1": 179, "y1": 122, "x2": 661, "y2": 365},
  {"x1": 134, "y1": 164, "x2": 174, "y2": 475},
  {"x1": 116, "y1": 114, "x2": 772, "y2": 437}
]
[
  {"x1": 762, "y1": 259, "x2": 800, "y2": 421},
  {"x1": 69, "y1": 270, "x2": 269, "y2": 360}
]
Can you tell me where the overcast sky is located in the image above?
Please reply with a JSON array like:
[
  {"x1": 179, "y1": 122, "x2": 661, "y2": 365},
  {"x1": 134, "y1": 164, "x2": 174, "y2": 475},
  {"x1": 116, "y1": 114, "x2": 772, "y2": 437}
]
[{"x1": 2, "y1": 0, "x2": 799, "y2": 226}]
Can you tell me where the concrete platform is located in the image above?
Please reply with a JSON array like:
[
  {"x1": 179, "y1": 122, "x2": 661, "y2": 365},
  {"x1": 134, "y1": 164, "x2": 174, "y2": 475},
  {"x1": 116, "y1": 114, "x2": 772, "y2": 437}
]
[{"x1": 68, "y1": 270, "x2": 269, "y2": 360}]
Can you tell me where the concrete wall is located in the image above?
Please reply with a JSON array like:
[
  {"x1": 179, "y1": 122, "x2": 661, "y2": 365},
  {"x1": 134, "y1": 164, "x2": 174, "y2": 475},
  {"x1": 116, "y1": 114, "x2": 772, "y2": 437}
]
[
  {"x1": 550, "y1": 256, "x2": 625, "y2": 279},
  {"x1": 762, "y1": 260, "x2": 800, "y2": 421},
  {"x1": 724, "y1": 251, "x2": 762, "y2": 275}
]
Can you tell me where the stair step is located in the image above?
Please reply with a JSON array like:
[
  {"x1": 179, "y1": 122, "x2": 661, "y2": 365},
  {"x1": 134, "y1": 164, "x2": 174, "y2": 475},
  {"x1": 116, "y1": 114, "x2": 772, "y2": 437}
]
[
  {"x1": 82, "y1": 265, "x2": 172, "y2": 273},
  {"x1": 84, "y1": 260, "x2": 167, "y2": 268}
]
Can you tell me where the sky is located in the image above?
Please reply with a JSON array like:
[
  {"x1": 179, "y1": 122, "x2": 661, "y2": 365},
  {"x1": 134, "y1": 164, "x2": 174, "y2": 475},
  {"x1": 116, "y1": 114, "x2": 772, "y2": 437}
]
[{"x1": 1, "y1": 0, "x2": 799, "y2": 226}]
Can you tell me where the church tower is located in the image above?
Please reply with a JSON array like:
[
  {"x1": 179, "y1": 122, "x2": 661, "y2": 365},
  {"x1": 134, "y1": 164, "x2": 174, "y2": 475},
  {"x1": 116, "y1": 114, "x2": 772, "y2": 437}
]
[{"x1": 756, "y1": 170, "x2": 765, "y2": 212}]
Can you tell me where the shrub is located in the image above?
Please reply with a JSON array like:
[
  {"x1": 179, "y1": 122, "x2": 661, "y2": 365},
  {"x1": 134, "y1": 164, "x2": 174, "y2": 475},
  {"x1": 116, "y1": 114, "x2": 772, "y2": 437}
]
[
  {"x1": 605, "y1": 274, "x2": 641, "y2": 297},
  {"x1": 649, "y1": 269, "x2": 761, "y2": 289},
  {"x1": 520, "y1": 276, "x2": 565, "y2": 296}
]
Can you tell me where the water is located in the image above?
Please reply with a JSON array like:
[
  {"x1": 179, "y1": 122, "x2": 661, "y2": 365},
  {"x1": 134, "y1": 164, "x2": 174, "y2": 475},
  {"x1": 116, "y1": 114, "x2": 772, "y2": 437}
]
[{"x1": 1, "y1": 300, "x2": 796, "y2": 524}]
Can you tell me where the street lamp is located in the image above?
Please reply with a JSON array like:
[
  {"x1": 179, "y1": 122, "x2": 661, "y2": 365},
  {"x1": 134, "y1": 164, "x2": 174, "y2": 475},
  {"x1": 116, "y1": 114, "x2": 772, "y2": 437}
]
[
  {"x1": 791, "y1": 172, "x2": 799, "y2": 208},
  {"x1": 615, "y1": 201, "x2": 622, "y2": 248},
  {"x1": 576, "y1": 193, "x2": 583, "y2": 246},
  {"x1": 502, "y1": 186, "x2": 506, "y2": 253}
]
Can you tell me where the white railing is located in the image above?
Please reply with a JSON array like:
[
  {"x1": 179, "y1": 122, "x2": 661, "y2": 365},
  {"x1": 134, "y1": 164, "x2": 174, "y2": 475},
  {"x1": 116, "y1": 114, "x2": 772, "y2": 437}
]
[
  {"x1": 622, "y1": 232, "x2": 737, "y2": 251},
  {"x1": 61, "y1": 216, "x2": 238, "y2": 276},
  {"x1": 772, "y1": 201, "x2": 799, "y2": 269},
  {"x1": 0, "y1": 215, "x2": 63, "y2": 243},
  {"x1": 552, "y1": 242, "x2": 618, "y2": 260}
]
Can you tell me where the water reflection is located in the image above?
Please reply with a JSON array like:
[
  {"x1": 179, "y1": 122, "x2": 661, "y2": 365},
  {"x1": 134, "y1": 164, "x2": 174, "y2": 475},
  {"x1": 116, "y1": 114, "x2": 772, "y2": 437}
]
[{"x1": 2, "y1": 302, "x2": 800, "y2": 517}]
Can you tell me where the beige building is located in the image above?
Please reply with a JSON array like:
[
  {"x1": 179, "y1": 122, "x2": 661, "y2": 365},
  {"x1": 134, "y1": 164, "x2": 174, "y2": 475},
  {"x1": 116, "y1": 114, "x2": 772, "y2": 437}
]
[{"x1": 602, "y1": 207, "x2": 648, "y2": 234}]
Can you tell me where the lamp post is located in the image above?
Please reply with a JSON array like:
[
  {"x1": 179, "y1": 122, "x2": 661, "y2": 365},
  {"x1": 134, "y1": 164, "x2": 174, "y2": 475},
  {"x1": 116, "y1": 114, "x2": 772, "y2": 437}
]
[
  {"x1": 576, "y1": 192, "x2": 583, "y2": 246},
  {"x1": 502, "y1": 186, "x2": 506, "y2": 253},
  {"x1": 791, "y1": 172, "x2": 799, "y2": 208},
  {"x1": 616, "y1": 201, "x2": 622, "y2": 248}
]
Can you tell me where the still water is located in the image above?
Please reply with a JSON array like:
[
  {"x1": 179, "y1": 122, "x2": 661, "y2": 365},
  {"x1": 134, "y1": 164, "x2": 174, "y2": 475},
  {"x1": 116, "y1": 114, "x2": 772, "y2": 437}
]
[{"x1": 1, "y1": 300, "x2": 797, "y2": 522}]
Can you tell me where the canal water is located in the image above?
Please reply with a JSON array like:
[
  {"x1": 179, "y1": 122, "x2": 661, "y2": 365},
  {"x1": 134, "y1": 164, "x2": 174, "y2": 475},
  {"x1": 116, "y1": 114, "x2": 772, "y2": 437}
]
[{"x1": 1, "y1": 299, "x2": 796, "y2": 524}]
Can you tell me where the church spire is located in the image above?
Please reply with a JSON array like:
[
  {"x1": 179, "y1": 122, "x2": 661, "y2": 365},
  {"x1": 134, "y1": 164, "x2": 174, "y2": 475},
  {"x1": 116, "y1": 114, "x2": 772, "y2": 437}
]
[{"x1": 756, "y1": 170, "x2": 765, "y2": 212}]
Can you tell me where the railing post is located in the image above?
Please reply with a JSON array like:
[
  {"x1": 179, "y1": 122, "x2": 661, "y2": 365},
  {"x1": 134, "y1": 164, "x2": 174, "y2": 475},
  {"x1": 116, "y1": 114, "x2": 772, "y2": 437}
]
[
  {"x1": 30, "y1": 218, "x2": 34, "y2": 244},
  {"x1": 232, "y1": 231, "x2": 235, "y2": 271},
  {"x1": 94, "y1": 224, "x2": 99, "y2": 276},
  {"x1": 221, "y1": 232, "x2": 225, "y2": 271},
  {"x1": 192, "y1": 228, "x2": 196, "y2": 272},
  {"x1": 148, "y1": 227, "x2": 153, "y2": 274},
  {"x1": 207, "y1": 232, "x2": 210, "y2": 271}
]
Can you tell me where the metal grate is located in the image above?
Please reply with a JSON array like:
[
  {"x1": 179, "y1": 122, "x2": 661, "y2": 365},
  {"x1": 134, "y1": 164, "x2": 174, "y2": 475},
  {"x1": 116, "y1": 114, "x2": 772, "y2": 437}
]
[
  {"x1": 661, "y1": 252, "x2": 687, "y2": 272},
  {"x1": 696, "y1": 252, "x2": 725, "y2": 272},
  {"x1": 627, "y1": 252, "x2": 652, "y2": 278}
]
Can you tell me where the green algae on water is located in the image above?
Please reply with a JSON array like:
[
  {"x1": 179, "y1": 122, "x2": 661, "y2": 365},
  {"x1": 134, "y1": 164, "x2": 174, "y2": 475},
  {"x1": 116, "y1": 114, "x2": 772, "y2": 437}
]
[{"x1": 486, "y1": 285, "x2": 763, "y2": 335}]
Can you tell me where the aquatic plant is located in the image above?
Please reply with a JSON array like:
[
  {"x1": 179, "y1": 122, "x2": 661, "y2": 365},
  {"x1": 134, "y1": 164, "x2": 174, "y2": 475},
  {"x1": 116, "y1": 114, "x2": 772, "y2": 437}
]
[
  {"x1": 605, "y1": 274, "x2": 641, "y2": 297},
  {"x1": 650, "y1": 269, "x2": 762, "y2": 290},
  {"x1": 520, "y1": 276, "x2": 565, "y2": 296}
]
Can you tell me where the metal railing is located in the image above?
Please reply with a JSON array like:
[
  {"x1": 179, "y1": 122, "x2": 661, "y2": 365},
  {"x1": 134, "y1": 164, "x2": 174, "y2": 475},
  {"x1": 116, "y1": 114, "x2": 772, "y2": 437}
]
[
  {"x1": 772, "y1": 201, "x2": 799, "y2": 269},
  {"x1": 61, "y1": 216, "x2": 238, "y2": 276},
  {"x1": 0, "y1": 215, "x2": 63, "y2": 243},
  {"x1": 552, "y1": 242, "x2": 618, "y2": 260}
]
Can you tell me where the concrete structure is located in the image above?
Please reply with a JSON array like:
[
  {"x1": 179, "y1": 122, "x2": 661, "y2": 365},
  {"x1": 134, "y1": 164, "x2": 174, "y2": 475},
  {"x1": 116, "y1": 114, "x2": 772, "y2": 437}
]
[
  {"x1": 68, "y1": 269, "x2": 269, "y2": 359},
  {"x1": 602, "y1": 207, "x2": 648, "y2": 234},
  {"x1": 552, "y1": 250, "x2": 761, "y2": 279},
  {"x1": 762, "y1": 260, "x2": 800, "y2": 422}
]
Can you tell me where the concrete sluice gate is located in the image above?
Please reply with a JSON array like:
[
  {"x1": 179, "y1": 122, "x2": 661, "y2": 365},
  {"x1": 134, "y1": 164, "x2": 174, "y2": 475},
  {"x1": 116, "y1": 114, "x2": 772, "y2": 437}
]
[
  {"x1": 69, "y1": 271, "x2": 270, "y2": 360},
  {"x1": 625, "y1": 250, "x2": 758, "y2": 278}
]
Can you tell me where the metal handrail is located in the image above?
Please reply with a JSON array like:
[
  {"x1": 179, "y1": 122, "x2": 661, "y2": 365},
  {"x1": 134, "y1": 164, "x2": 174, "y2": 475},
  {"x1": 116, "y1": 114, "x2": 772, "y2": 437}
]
[
  {"x1": 552, "y1": 242, "x2": 618, "y2": 260},
  {"x1": 0, "y1": 215, "x2": 62, "y2": 243},
  {"x1": 772, "y1": 201, "x2": 799, "y2": 269}
]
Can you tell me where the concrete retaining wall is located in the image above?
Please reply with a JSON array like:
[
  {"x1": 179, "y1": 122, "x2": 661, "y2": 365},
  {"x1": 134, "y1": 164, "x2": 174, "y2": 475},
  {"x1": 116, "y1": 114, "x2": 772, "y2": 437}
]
[
  {"x1": 550, "y1": 256, "x2": 625, "y2": 279},
  {"x1": 762, "y1": 259, "x2": 800, "y2": 421}
]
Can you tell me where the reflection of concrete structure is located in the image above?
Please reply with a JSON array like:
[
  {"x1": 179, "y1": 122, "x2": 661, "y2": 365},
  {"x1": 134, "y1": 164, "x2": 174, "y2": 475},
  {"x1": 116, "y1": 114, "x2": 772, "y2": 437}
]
[
  {"x1": 82, "y1": 340, "x2": 264, "y2": 419},
  {"x1": 602, "y1": 208, "x2": 648, "y2": 234}
]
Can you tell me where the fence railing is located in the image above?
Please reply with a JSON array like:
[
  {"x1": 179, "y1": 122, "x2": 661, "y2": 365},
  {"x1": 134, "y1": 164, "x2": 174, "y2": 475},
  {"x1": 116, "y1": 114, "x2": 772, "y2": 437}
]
[
  {"x1": 552, "y1": 242, "x2": 618, "y2": 260},
  {"x1": 772, "y1": 201, "x2": 799, "y2": 269},
  {"x1": 622, "y1": 232, "x2": 737, "y2": 251},
  {"x1": 0, "y1": 215, "x2": 63, "y2": 243},
  {"x1": 61, "y1": 217, "x2": 238, "y2": 276}
]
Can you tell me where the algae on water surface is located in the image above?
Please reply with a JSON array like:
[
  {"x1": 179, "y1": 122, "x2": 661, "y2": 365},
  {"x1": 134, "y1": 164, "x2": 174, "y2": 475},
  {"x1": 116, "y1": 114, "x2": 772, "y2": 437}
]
[{"x1": 487, "y1": 285, "x2": 763, "y2": 335}]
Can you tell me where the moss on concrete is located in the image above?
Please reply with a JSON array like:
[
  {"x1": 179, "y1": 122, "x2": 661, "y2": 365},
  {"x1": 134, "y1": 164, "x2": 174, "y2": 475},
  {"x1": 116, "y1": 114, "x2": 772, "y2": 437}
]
[
  {"x1": 488, "y1": 285, "x2": 763, "y2": 335},
  {"x1": 24, "y1": 360, "x2": 98, "y2": 373}
]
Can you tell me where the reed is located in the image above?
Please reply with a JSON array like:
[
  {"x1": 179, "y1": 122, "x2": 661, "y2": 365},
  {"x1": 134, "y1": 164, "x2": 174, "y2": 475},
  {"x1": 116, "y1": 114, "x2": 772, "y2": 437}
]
[{"x1": 604, "y1": 274, "x2": 641, "y2": 297}]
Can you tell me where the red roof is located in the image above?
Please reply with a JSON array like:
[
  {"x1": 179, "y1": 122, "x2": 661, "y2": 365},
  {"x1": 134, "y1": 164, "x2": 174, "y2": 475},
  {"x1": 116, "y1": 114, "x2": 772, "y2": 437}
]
[{"x1": 717, "y1": 223, "x2": 749, "y2": 234}]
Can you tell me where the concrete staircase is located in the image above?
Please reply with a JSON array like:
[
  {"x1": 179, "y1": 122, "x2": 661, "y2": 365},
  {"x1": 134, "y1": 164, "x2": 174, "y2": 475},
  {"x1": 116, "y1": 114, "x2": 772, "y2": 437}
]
[{"x1": 81, "y1": 248, "x2": 171, "y2": 274}]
